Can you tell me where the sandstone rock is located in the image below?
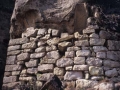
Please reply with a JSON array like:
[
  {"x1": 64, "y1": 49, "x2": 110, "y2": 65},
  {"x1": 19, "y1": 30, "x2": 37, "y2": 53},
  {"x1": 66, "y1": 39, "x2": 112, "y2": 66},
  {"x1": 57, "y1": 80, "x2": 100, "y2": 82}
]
[
  {"x1": 89, "y1": 33, "x2": 99, "y2": 38},
  {"x1": 90, "y1": 39, "x2": 105, "y2": 45},
  {"x1": 75, "y1": 40, "x2": 89, "y2": 46},
  {"x1": 40, "y1": 59, "x2": 56, "y2": 64},
  {"x1": 46, "y1": 45, "x2": 57, "y2": 52},
  {"x1": 37, "y1": 28, "x2": 47, "y2": 36},
  {"x1": 105, "y1": 68, "x2": 118, "y2": 77},
  {"x1": 74, "y1": 57, "x2": 85, "y2": 65},
  {"x1": 22, "y1": 27, "x2": 37, "y2": 38},
  {"x1": 12, "y1": 71, "x2": 20, "y2": 76},
  {"x1": 27, "y1": 68, "x2": 38, "y2": 74},
  {"x1": 7, "y1": 50, "x2": 21, "y2": 56},
  {"x1": 65, "y1": 51, "x2": 75, "y2": 58},
  {"x1": 22, "y1": 42, "x2": 36, "y2": 49},
  {"x1": 108, "y1": 40, "x2": 120, "y2": 50},
  {"x1": 47, "y1": 38, "x2": 60, "y2": 45},
  {"x1": 76, "y1": 79, "x2": 98, "y2": 89},
  {"x1": 37, "y1": 73, "x2": 54, "y2": 81},
  {"x1": 64, "y1": 71, "x2": 83, "y2": 80},
  {"x1": 3, "y1": 76, "x2": 18, "y2": 84},
  {"x1": 56, "y1": 58, "x2": 73, "y2": 67},
  {"x1": 54, "y1": 67, "x2": 65, "y2": 76},
  {"x1": 52, "y1": 29, "x2": 60, "y2": 36},
  {"x1": 19, "y1": 77, "x2": 35, "y2": 81},
  {"x1": 99, "y1": 30, "x2": 112, "y2": 39},
  {"x1": 104, "y1": 60, "x2": 120, "y2": 68},
  {"x1": 38, "y1": 40, "x2": 46, "y2": 47},
  {"x1": 86, "y1": 57, "x2": 102, "y2": 66},
  {"x1": 30, "y1": 52, "x2": 45, "y2": 58},
  {"x1": 46, "y1": 51, "x2": 60, "y2": 59},
  {"x1": 65, "y1": 66, "x2": 73, "y2": 70},
  {"x1": 67, "y1": 46, "x2": 80, "y2": 51},
  {"x1": 96, "y1": 52, "x2": 106, "y2": 59},
  {"x1": 9, "y1": 38, "x2": 29, "y2": 45},
  {"x1": 73, "y1": 65, "x2": 89, "y2": 71},
  {"x1": 8, "y1": 45, "x2": 21, "y2": 51},
  {"x1": 59, "y1": 35, "x2": 74, "y2": 42},
  {"x1": 17, "y1": 53, "x2": 30, "y2": 61},
  {"x1": 25, "y1": 60, "x2": 38, "y2": 68},
  {"x1": 89, "y1": 66, "x2": 104, "y2": 76},
  {"x1": 83, "y1": 29, "x2": 95, "y2": 34},
  {"x1": 107, "y1": 51, "x2": 120, "y2": 61},
  {"x1": 93, "y1": 46, "x2": 108, "y2": 52},
  {"x1": 58, "y1": 41, "x2": 72, "y2": 51},
  {"x1": 35, "y1": 46, "x2": 46, "y2": 52},
  {"x1": 5, "y1": 65, "x2": 22, "y2": 71},
  {"x1": 38, "y1": 64, "x2": 54, "y2": 72},
  {"x1": 6, "y1": 56, "x2": 16, "y2": 65},
  {"x1": 76, "y1": 50, "x2": 91, "y2": 57}
]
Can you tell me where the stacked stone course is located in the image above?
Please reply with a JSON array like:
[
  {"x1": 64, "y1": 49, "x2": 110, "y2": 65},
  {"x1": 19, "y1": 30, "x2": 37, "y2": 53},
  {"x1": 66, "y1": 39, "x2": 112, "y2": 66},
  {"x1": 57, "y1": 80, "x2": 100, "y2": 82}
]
[{"x1": 3, "y1": 26, "x2": 120, "y2": 89}]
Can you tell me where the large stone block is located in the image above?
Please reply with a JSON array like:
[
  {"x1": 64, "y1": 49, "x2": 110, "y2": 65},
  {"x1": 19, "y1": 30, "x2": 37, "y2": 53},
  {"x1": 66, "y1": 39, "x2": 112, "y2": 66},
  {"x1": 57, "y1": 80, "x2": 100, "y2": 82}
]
[
  {"x1": 7, "y1": 45, "x2": 21, "y2": 51},
  {"x1": 47, "y1": 38, "x2": 60, "y2": 45},
  {"x1": 30, "y1": 52, "x2": 45, "y2": 59},
  {"x1": 73, "y1": 65, "x2": 89, "y2": 71},
  {"x1": 83, "y1": 29, "x2": 95, "y2": 34},
  {"x1": 19, "y1": 77, "x2": 35, "y2": 81},
  {"x1": 108, "y1": 40, "x2": 120, "y2": 50},
  {"x1": 3, "y1": 76, "x2": 18, "y2": 84},
  {"x1": 37, "y1": 40, "x2": 46, "y2": 47},
  {"x1": 93, "y1": 46, "x2": 108, "y2": 52},
  {"x1": 37, "y1": 28, "x2": 47, "y2": 36},
  {"x1": 104, "y1": 60, "x2": 120, "y2": 68},
  {"x1": 74, "y1": 57, "x2": 85, "y2": 65},
  {"x1": 12, "y1": 71, "x2": 20, "y2": 76},
  {"x1": 38, "y1": 64, "x2": 54, "y2": 72},
  {"x1": 54, "y1": 67, "x2": 65, "y2": 76},
  {"x1": 37, "y1": 73, "x2": 54, "y2": 81},
  {"x1": 90, "y1": 39, "x2": 105, "y2": 46},
  {"x1": 65, "y1": 51, "x2": 75, "y2": 58},
  {"x1": 6, "y1": 56, "x2": 16, "y2": 65},
  {"x1": 75, "y1": 40, "x2": 89, "y2": 46},
  {"x1": 40, "y1": 59, "x2": 57, "y2": 64},
  {"x1": 27, "y1": 68, "x2": 38, "y2": 74},
  {"x1": 64, "y1": 71, "x2": 83, "y2": 80},
  {"x1": 35, "y1": 46, "x2": 46, "y2": 52},
  {"x1": 59, "y1": 35, "x2": 74, "y2": 42},
  {"x1": 17, "y1": 53, "x2": 30, "y2": 61},
  {"x1": 96, "y1": 52, "x2": 106, "y2": 59},
  {"x1": 76, "y1": 50, "x2": 91, "y2": 57},
  {"x1": 99, "y1": 30, "x2": 112, "y2": 39},
  {"x1": 22, "y1": 42, "x2": 36, "y2": 49},
  {"x1": 107, "y1": 51, "x2": 120, "y2": 61},
  {"x1": 56, "y1": 58, "x2": 73, "y2": 67},
  {"x1": 5, "y1": 65, "x2": 22, "y2": 71},
  {"x1": 9, "y1": 38, "x2": 29, "y2": 45},
  {"x1": 89, "y1": 66, "x2": 104, "y2": 76},
  {"x1": 25, "y1": 60, "x2": 38, "y2": 68},
  {"x1": 46, "y1": 51, "x2": 60, "y2": 59},
  {"x1": 67, "y1": 46, "x2": 80, "y2": 51},
  {"x1": 7, "y1": 50, "x2": 21, "y2": 56},
  {"x1": 105, "y1": 68, "x2": 118, "y2": 77},
  {"x1": 46, "y1": 45, "x2": 57, "y2": 52}
]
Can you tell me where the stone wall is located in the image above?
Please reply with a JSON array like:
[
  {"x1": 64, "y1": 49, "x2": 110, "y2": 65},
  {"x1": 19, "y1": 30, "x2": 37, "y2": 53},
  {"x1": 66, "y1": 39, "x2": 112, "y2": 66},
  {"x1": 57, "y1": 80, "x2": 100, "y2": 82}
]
[{"x1": 3, "y1": 25, "x2": 120, "y2": 89}]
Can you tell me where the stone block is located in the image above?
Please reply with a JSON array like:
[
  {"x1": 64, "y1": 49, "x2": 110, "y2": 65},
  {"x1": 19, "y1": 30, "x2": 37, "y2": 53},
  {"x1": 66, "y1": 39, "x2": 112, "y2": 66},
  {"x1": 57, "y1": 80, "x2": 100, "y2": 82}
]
[
  {"x1": 27, "y1": 68, "x2": 38, "y2": 74},
  {"x1": 107, "y1": 51, "x2": 120, "y2": 61},
  {"x1": 35, "y1": 46, "x2": 46, "y2": 53},
  {"x1": 4, "y1": 72, "x2": 11, "y2": 77},
  {"x1": 12, "y1": 71, "x2": 20, "y2": 76},
  {"x1": 46, "y1": 45, "x2": 57, "y2": 52},
  {"x1": 99, "y1": 30, "x2": 111, "y2": 39},
  {"x1": 37, "y1": 73, "x2": 54, "y2": 81},
  {"x1": 3, "y1": 76, "x2": 18, "y2": 84},
  {"x1": 56, "y1": 58, "x2": 73, "y2": 67},
  {"x1": 17, "y1": 53, "x2": 30, "y2": 61},
  {"x1": 74, "y1": 32, "x2": 88, "y2": 40},
  {"x1": 93, "y1": 46, "x2": 108, "y2": 52},
  {"x1": 75, "y1": 40, "x2": 89, "y2": 46},
  {"x1": 7, "y1": 45, "x2": 21, "y2": 51},
  {"x1": 6, "y1": 56, "x2": 16, "y2": 65},
  {"x1": 83, "y1": 29, "x2": 95, "y2": 34},
  {"x1": 105, "y1": 68, "x2": 118, "y2": 77},
  {"x1": 37, "y1": 28, "x2": 47, "y2": 36},
  {"x1": 65, "y1": 51, "x2": 75, "y2": 58},
  {"x1": 73, "y1": 65, "x2": 89, "y2": 71},
  {"x1": 67, "y1": 46, "x2": 80, "y2": 51},
  {"x1": 65, "y1": 66, "x2": 73, "y2": 70},
  {"x1": 9, "y1": 38, "x2": 29, "y2": 45},
  {"x1": 90, "y1": 39, "x2": 105, "y2": 45},
  {"x1": 23, "y1": 49, "x2": 33, "y2": 53},
  {"x1": 76, "y1": 50, "x2": 91, "y2": 57},
  {"x1": 64, "y1": 71, "x2": 83, "y2": 80},
  {"x1": 47, "y1": 38, "x2": 60, "y2": 45},
  {"x1": 74, "y1": 57, "x2": 85, "y2": 65},
  {"x1": 46, "y1": 51, "x2": 60, "y2": 59},
  {"x1": 89, "y1": 66, "x2": 104, "y2": 76},
  {"x1": 40, "y1": 59, "x2": 56, "y2": 64},
  {"x1": 86, "y1": 57, "x2": 102, "y2": 66},
  {"x1": 25, "y1": 60, "x2": 38, "y2": 68},
  {"x1": 38, "y1": 64, "x2": 54, "y2": 72},
  {"x1": 59, "y1": 35, "x2": 74, "y2": 42},
  {"x1": 30, "y1": 52, "x2": 45, "y2": 59},
  {"x1": 104, "y1": 60, "x2": 120, "y2": 68},
  {"x1": 19, "y1": 77, "x2": 35, "y2": 81},
  {"x1": 54, "y1": 67, "x2": 65, "y2": 76},
  {"x1": 89, "y1": 33, "x2": 99, "y2": 38},
  {"x1": 22, "y1": 27, "x2": 37, "y2": 37},
  {"x1": 96, "y1": 52, "x2": 106, "y2": 59},
  {"x1": 108, "y1": 40, "x2": 120, "y2": 50},
  {"x1": 91, "y1": 76, "x2": 104, "y2": 81},
  {"x1": 60, "y1": 33, "x2": 69, "y2": 38},
  {"x1": 7, "y1": 50, "x2": 21, "y2": 56},
  {"x1": 52, "y1": 29, "x2": 60, "y2": 36},
  {"x1": 37, "y1": 40, "x2": 46, "y2": 47},
  {"x1": 22, "y1": 42, "x2": 36, "y2": 49},
  {"x1": 5, "y1": 65, "x2": 22, "y2": 71}
]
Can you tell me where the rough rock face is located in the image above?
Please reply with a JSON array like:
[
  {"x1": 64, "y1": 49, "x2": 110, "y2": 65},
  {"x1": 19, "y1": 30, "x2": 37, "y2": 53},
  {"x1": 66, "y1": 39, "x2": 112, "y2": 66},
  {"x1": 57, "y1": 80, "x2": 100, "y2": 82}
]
[{"x1": 10, "y1": 0, "x2": 88, "y2": 38}]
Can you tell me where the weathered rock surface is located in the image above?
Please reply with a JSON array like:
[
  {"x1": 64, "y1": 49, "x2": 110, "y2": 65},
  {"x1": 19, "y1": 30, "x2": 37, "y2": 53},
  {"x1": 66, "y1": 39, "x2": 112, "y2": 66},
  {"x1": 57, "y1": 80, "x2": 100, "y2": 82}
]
[{"x1": 38, "y1": 64, "x2": 54, "y2": 72}]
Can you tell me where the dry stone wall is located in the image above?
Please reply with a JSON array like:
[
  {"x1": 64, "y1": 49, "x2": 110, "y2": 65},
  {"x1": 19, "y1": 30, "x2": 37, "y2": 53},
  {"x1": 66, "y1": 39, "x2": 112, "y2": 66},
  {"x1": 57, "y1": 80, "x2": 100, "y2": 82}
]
[{"x1": 3, "y1": 25, "x2": 120, "y2": 89}]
